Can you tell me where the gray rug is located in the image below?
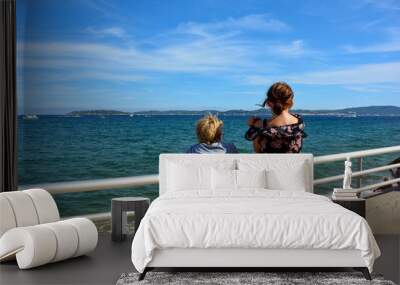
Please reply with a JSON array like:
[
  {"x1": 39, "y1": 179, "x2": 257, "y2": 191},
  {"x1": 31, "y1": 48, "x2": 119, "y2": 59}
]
[{"x1": 116, "y1": 271, "x2": 396, "y2": 285}]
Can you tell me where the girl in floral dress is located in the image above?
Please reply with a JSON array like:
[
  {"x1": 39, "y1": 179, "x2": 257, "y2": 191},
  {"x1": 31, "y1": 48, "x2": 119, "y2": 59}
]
[{"x1": 245, "y1": 82, "x2": 307, "y2": 153}]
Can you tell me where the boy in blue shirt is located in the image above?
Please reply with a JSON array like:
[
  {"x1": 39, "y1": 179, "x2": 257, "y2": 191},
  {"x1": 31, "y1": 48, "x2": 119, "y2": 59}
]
[{"x1": 186, "y1": 114, "x2": 238, "y2": 154}]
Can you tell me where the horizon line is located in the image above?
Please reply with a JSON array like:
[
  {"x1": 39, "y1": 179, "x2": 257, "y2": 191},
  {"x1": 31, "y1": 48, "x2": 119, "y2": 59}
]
[{"x1": 18, "y1": 105, "x2": 400, "y2": 116}]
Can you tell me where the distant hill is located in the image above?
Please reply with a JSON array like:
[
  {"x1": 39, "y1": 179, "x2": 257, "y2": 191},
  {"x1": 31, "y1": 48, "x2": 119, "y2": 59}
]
[
  {"x1": 341, "y1": 106, "x2": 400, "y2": 116},
  {"x1": 132, "y1": 105, "x2": 400, "y2": 116},
  {"x1": 66, "y1": 106, "x2": 400, "y2": 117},
  {"x1": 67, "y1": 110, "x2": 130, "y2": 116}
]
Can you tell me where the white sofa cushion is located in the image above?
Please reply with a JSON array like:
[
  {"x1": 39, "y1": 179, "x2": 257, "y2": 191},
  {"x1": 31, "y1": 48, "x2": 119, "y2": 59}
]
[
  {"x1": 0, "y1": 226, "x2": 57, "y2": 269},
  {"x1": 0, "y1": 189, "x2": 60, "y2": 236},
  {"x1": 24, "y1": 189, "x2": 60, "y2": 223},
  {"x1": 1, "y1": 191, "x2": 39, "y2": 227},
  {"x1": 64, "y1": 218, "x2": 98, "y2": 257},
  {"x1": 0, "y1": 196, "x2": 17, "y2": 237},
  {"x1": 42, "y1": 221, "x2": 79, "y2": 262}
]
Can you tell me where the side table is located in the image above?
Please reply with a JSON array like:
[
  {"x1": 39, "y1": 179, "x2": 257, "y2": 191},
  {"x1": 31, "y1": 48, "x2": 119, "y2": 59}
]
[
  {"x1": 111, "y1": 197, "x2": 150, "y2": 242},
  {"x1": 332, "y1": 198, "x2": 366, "y2": 218}
]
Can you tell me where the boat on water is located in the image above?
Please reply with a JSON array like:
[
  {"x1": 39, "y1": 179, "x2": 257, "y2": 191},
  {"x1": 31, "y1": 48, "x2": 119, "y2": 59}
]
[
  {"x1": 339, "y1": 111, "x2": 357, "y2": 118},
  {"x1": 23, "y1": 115, "x2": 39, "y2": 120}
]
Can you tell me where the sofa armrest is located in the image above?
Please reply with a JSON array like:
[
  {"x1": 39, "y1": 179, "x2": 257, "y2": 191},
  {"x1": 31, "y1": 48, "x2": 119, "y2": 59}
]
[
  {"x1": 0, "y1": 225, "x2": 57, "y2": 268},
  {"x1": 0, "y1": 218, "x2": 98, "y2": 269}
]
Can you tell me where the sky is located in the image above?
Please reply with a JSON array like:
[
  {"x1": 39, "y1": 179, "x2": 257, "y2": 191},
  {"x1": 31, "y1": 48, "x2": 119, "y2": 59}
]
[{"x1": 16, "y1": 0, "x2": 400, "y2": 114}]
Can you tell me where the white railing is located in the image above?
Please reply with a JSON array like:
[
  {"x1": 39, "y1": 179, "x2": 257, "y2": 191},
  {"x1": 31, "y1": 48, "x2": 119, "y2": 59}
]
[
  {"x1": 313, "y1": 145, "x2": 400, "y2": 190},
  {"x1": 313, "y1": 145, "x2": 400, "y2": 164},
  {"x1": 19, "y1": 174, "x2": 159, "y2": 194},
  {"x1": 19, "y1": 145, "x2": 400, "y2": 221},
  {"x1": 62, "y1": 212, "x2": 111, "y2": 222},
  {"x1": 314, "y1": 162, "x2": 400, "y2": 186}
]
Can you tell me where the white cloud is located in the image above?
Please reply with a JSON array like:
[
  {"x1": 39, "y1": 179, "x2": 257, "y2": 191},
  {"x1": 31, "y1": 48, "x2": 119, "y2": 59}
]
[
  {"x1": 176, "y1": 14, "x2": 289, "y2": 36},
  {"x1": 292, "y1": 61, "x2": 400, "y2": 85},
  {"x1": 21, "y1": 37, "x2": 314, "y2": 81},
  {"x1": 21, "y1": 39, "x2": 253, "y2": 74},
  {"x1": 21, "y1": 38, "x2": 313, "y2": 81},
  {"x1": 18, "y1": 15, "x2": 320, "y2": 84},
  {"x1": 343, "y1": 41, "x2": 400, "y2": 53},
  {"x1": 244, "y1": 61, "x2": 400, "y2": 89},
  {"x1": 356, "y1": 18, "x2": 386, "y2": 31},
  {"x1": 83, "y1": 0, "x2": 121, "y2": 19},
  {"x1": 243, "y1": 75, "x2": 273, "y2": 86},
  {"x1": 343, "y1": 85, "x2": 381, "y2": 93},
  {"x1": 344, "y1": 83, "x2": 400, "y2": 93},
  {"x1": 86, "y1": 27, "x2": 127, "y2": 38},
  {"x1": 24, "y1": 70, "x2": 147, "y2": 83},
  {"x1": 267, "y1": 40, "x2": 308, "y2": 57},
  {"x1": 343, "y1": 27, "x2": 400, "y2": 54},
  {"x1": 361, "y1": 0, "x2": 400, "y2": 11}
]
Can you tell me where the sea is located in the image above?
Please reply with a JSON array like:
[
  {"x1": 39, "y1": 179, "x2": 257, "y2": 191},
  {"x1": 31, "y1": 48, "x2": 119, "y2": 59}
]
[{"x1": 18, "y1": 115, "x2": 400, "y2": 217}]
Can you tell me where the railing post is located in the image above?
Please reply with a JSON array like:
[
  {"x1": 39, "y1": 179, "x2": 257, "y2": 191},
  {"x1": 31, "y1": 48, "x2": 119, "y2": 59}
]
[{"x1": 356, "y1": 157, "x2": 363, "y2": 188}]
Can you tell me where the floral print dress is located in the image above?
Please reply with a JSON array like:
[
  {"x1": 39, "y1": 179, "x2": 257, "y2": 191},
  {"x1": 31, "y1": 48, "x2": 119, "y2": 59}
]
[{"x1": 245, "y1": 114, "x2": 307, "y2": 153}]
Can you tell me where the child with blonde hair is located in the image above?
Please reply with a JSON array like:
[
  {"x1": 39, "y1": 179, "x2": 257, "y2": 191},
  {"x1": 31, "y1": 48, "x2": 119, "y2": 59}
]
[{"x1": 186, "y1": 114, "x2": 238, "y2": 154}]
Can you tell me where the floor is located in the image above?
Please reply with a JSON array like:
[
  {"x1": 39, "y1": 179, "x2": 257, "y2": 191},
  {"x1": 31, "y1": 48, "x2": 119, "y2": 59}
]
[
  {"x1": 374, "y1": 235, "x2": 400, "y2": 284},
  {"x1": 1, "y1": 234, "x2": 399, "y2": 285},
  {"x1": 0, "y1": 233, "x2": 134, "y2": 285}
]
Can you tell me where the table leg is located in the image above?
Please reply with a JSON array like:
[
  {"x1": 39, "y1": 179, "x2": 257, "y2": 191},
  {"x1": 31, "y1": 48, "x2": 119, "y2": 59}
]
[
  {"x1": 111, "y1": 201, "x2": 122, "y2": 241},
  {"x1": 134, "y1": 201, "x2": 149, "y2": 234}
]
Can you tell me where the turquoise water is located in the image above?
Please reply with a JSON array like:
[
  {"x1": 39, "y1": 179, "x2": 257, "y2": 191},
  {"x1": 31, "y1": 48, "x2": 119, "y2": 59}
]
[{"x1": 18, "y1": 115, "x2": 400, "y2": 216}]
